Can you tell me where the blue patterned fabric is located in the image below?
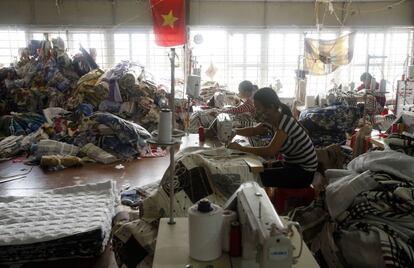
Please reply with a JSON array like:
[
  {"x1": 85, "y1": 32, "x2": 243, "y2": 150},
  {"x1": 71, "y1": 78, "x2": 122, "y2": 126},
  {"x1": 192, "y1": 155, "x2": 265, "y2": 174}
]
[
  {"x1": 92, "y1": 112, "x2": 150, "y2": 149},
  {"x1": 99, "y1": 135, "x2": 138, "y2": 159},
  {"x1": 0, "y1": 113, "x2": 45, "y2": 137},
  {"x1": 299, "y1": 105, "x2": 360, "y2": 146}
]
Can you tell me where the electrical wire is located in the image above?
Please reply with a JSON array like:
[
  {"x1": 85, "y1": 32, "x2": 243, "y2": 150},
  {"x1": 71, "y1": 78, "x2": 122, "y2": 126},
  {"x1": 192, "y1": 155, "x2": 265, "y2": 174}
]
[
  {"x1": 111, "y1": 0, "x2": 165, "y2": 30},
  {"x1": 333, "y1": 0, "x2": 408, "y2": 14}
]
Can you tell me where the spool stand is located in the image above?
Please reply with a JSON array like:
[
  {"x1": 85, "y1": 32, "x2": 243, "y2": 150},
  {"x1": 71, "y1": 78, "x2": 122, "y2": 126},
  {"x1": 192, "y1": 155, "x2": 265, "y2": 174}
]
[{"x1": 147, "y1": 48, "x2": 181, "y2": 225}]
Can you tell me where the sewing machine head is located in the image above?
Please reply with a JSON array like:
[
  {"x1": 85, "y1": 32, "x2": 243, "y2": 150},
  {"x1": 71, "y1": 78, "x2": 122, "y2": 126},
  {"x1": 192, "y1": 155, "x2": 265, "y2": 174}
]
[
  {"x1": 226, "y1": 182, "x2": 303, "y2": 268},
  {"x1": 216, "y1": 113, "x2": 234, "y2": 145}
]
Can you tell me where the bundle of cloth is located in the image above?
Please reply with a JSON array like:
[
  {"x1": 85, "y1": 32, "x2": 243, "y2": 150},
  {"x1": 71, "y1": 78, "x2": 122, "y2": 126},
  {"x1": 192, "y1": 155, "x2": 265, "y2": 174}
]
[
  {"x1": 92, "y1": 112, "x2": 151, "y2": 159},
  {"x1": 2, "y1": 86, "x2": 65, "y2": 114},
  {"x1": 290, "y1": 150, "x2": 414, "y2": 268},
  {"x1": 112, "y1": 147, "x2": 263, "y2": 267},
  {"x1": 299, "y1": 104, "x2": 360, "y2": 146},
  {"x1": 0, "y1": 112, "x2": 45, "y2": 137},
  {"x1": 66, "y1": 69, "x2": 107, "y2": 109},
  {"x1": 384, "y1": 134, "x2": 414, "y2": 157},
  {"x1": 0, "y1": 128, "x2": 48, "y2": 161},
  {"x1": 3, "y1": 37, "x2": 80, "y2": 94},
  {"x1": 0, "y1": 181, "x2": 117, "y2": 264}
]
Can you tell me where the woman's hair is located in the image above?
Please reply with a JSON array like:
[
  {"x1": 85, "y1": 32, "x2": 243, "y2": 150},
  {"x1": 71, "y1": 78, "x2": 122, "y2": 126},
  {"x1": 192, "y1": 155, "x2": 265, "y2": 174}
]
[
  {"x1": 253, "y1": 87, "x2": 292, "y2": 116},
  {"x1": 360, "y1": 72, "x2": 372, "y2": 82},
  {"x1": 238, "y1": 80, "x2": 256, "y2": 95}
]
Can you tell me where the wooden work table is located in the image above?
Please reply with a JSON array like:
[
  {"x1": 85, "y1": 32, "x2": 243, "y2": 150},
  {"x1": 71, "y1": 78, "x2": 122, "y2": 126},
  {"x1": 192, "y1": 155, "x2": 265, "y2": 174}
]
[{"x1": 0, "y1": 134, "x2": 223, "y2": 196}]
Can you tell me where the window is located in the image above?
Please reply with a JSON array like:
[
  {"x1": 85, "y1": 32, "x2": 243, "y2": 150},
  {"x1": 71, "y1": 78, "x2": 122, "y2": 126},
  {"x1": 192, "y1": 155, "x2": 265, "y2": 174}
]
[
  {"x1": 189, "y1": 29, "x2": 227, "y2": 84},
  {"x1": 328, "y1": 30, "x2": 413, "y2": 99},
  {"x1": 0, "y1": 26, "x2": 411, "y2": 99},
  {"x1": 0, "y1": 29, "x2": 26, "y2": 67},
  {"x1": 268, "y1": 32, "x2": 303, "y2": 97},
  {"x1": 114, "y1": 31, "x2": 184, "y2": 84},
  {"x1": 70, "y1": 32, "x2": 107, "y2": 68},
  {"x1": 31, "y1": 30, "x2": 107, "y2": 69}
]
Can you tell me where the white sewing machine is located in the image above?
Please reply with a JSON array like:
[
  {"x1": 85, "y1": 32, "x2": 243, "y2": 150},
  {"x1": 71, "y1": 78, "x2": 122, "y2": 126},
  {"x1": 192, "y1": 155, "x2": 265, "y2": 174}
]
[
  {"x1": 153, "y1": 182, "x2": 319, "y2": 268},
  {"x1": 216, "y1": 113, "x2": 233, "y2": 145},
  {"x1": 232, "y1": 182, "x2": 303, "y2": 268}
]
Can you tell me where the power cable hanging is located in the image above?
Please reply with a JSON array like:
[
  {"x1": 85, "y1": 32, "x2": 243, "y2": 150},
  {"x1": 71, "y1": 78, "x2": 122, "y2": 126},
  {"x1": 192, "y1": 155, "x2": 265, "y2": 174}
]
[{"x1": 333, "y1": 0, "x2": 407, "y2": 14}]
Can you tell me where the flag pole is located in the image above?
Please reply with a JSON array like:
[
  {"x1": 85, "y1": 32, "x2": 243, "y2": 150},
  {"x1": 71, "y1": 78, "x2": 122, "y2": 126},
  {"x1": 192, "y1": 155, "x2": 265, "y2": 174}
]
[{"x1": 168, "y1": 47, "x2": 176, "y2": 225}]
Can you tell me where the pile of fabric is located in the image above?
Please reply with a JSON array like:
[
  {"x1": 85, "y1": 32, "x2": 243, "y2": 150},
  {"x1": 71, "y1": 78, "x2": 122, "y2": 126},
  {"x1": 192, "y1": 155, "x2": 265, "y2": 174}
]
[
  {"x1": 291, "y1": 150, "x2": 414, "y2": 268},
  {"x1": 0, "y1": 37, "x2": 192, "y2": 164},
  {"x1": 384, "y1": 134, "x2": 414, "y2": 157},
  {"x1": 0, "y1": 181, "x2": 117, "y2": 264},
  {"x1": 112, "y1": 147, "x2": 263, "y2": 267},
  {"x1": 0, "y1": 108, "x2": 151, "y2": 167},
  {"x1": 299, "y1": 104, "x2": 360, "y2": 146},
  {"x1": 198, "y1": 81, "x2": 239, "y2": 106}
]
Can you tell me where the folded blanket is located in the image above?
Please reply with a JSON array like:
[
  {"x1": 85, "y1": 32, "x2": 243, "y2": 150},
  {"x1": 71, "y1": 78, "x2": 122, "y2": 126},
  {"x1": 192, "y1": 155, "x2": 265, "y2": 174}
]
[
  {"x1": 0, "y1": 181, "x2": 117, "y2": 263},
  {"x1": 80, "y1": 143, "x2": 117, "y2": 164}
]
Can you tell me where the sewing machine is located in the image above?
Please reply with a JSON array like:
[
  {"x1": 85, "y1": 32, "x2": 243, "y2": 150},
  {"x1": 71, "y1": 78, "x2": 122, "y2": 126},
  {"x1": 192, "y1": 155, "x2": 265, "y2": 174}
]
[
  {"x1": 153, "y1": 181, "x2": 319, "y2": 268},
  {"x1": 231, "y1": 182, "x2": 303, "y2": 268},
  {"x1": 216, "y1": 113, "x2": 233, "y2": 145}
]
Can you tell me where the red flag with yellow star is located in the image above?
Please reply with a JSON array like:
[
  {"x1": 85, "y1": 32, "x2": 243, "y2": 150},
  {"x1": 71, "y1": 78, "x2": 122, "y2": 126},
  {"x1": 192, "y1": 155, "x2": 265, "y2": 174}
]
[{"x1": 150, "y1": 0, "x2": 186, "y2": 47}]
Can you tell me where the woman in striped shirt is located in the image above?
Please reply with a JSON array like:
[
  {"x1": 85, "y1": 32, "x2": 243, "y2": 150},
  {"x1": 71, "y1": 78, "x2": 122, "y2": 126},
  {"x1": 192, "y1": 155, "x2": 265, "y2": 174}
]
[
  {"x1": 209, "y1": 80, "x2": 257, "y2": 116},
  {"x1": 224, "y1": 80, "x2": 257, "y2": 114},
  {"x1": 228, "y1": 87, "x2": 318, "y2": 188}
]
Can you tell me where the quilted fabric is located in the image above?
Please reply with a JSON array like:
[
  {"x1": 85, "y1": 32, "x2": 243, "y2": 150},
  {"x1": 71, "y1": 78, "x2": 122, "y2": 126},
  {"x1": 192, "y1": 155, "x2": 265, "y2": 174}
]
[{"x1": 0, "y1": 180, "x2": 117, "y2": 247}]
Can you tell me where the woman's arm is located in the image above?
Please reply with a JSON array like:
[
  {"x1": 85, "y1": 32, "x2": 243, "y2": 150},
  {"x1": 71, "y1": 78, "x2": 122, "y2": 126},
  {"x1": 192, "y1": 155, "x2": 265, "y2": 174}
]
[
  {"x1": 224, "y1": 100, "x2": 255, "y2": 115},
  {"x1": 228, "y1": 130, "x2": 288, "y2": 158},
  {"x1": 234, "y1": 123, "x2": 268, "y2": 137}
]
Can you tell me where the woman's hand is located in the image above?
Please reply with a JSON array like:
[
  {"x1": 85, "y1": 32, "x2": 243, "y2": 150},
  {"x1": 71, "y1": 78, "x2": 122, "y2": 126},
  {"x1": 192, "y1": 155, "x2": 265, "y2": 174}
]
[
  {"x1": 227, "y1": 142, "x2": 242, "y2": 150},
  {"x1": 255, "y1": 123, "x2": 271, "y2": 135}
]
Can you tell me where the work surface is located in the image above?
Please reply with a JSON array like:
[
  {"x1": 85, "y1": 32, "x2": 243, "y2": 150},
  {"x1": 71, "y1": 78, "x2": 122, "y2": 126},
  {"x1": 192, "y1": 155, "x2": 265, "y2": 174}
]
[
  {"x1": 0, "y1": 134, "x2": 218, "y2": 196},
  {"x1": 153, "y1": 218, "x2": 320, "y2": 268}
]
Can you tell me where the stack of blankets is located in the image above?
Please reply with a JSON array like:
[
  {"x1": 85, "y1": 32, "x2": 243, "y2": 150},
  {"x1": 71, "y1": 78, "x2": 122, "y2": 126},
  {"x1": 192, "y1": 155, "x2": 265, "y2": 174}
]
[
  {"x1": 0, "y1": 181, "x2": 117, "y2": 264},
  {"x1": 290, "y1": 150, "x2": 414, "y2": 268}
]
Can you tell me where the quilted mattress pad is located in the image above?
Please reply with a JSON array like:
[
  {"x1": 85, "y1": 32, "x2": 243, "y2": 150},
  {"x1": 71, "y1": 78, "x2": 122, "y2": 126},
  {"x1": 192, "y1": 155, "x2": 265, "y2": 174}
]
[{"x1": 0, "y1": 180, "x2": 117, "y2": 263}]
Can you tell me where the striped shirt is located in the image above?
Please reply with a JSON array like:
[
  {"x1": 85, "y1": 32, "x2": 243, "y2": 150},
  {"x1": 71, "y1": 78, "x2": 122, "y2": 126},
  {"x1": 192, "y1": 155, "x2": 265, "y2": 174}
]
[
  {"x1": 226, "y1": 98, "x2": 255, "y2": 114},
  {"x1": 276, "y1": 114, "x2": 318, "y2": 172}
]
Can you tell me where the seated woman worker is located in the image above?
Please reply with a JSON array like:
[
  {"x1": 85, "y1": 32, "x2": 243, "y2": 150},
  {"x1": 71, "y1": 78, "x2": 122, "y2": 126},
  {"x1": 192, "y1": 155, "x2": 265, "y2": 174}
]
[
  {"x1": 228, "y1": 87, "x2": 318, "y2": 188},
  {"x1": 205, "y1": 80, "x2": 257, "y2": 138}
]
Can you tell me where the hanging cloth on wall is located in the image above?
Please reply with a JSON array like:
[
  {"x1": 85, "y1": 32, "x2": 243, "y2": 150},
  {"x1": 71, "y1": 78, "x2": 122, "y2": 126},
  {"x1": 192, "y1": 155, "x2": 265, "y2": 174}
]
[{"x1": 304, "y1": 33, "x2": 355, "y2": 75}]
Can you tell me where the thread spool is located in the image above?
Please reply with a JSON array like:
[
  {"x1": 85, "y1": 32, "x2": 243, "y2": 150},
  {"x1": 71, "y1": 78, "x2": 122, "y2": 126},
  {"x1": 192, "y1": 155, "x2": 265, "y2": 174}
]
[
  {"x1": 222, "y1": 210, "x2": 237, "y2": 252},
  {"x1": 157, "y1": 109, "x2": 172, "y2": 143},
  {"x1": 229, "y1": 221, "x2": 242, "y2": 257},
  {"x1": 186, "y1": 75, "x2": 201, "y2": 98},
  {"x1": 188, "y1": 199, "x2": 223, "y2": 261}
]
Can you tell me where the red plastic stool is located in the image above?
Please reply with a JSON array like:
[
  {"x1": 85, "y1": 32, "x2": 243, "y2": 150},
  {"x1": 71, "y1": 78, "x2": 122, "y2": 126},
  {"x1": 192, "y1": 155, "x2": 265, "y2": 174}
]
[{"x1": 274, "y1": 186, "x2": 315, "y2": 214}]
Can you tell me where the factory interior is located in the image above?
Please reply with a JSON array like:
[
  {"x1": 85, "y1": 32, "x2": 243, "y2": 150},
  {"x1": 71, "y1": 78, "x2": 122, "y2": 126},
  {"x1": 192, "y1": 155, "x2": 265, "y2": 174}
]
[{"x1": 0, "y1": 0, "x2": 414, "y2": 267}]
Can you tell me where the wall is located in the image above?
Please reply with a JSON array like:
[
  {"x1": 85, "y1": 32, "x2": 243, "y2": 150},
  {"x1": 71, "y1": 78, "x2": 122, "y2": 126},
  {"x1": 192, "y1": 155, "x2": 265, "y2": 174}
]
[{"x1": 0, "y1": 0, "x2": 412, "y2": 28}]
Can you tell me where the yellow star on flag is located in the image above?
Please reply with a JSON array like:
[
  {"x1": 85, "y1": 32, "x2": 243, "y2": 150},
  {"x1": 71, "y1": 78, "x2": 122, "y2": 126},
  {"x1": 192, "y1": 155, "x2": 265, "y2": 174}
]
[{"x1": 161, "y1": 10, "x2": 178, "y2": 28}]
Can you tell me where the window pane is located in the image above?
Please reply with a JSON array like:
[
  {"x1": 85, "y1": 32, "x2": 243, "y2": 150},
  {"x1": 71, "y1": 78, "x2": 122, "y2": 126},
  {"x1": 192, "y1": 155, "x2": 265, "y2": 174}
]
[
  {"x1": 0, "y1": 30, "x2": 26, "y2": 67},
  {"x1": 114, "y1": 33, "x2": 130, "y2": 63},
  {"x1": 246, "y1": 34, "x2": 261, "y2": 64}
]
